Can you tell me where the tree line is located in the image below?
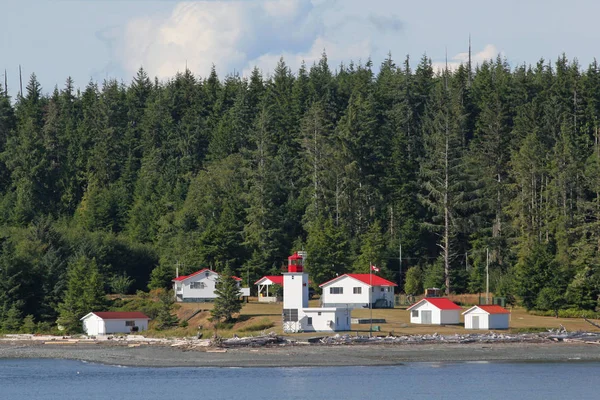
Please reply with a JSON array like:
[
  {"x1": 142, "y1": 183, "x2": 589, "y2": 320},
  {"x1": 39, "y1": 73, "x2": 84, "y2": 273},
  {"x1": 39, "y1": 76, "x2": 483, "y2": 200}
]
[{"x1": 1, "y1": 52, "x2": 600, "y2": 331}]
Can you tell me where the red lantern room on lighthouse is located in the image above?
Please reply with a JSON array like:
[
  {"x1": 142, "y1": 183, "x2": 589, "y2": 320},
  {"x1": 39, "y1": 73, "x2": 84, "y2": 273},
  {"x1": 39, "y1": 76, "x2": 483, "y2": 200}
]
[{"x1": 287, "y1": 252, "x2": 304, "y2": 273}]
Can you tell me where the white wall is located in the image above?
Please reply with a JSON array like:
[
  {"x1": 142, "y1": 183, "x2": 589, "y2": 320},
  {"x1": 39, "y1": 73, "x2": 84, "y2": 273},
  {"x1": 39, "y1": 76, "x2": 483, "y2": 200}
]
[
  {"x1": 464, "y1": 309, "x2": 488, "y2": 329},
  {"x1": 82, "y1": 314, "x2": 104, "y2": 335},
  {"x1": 321, "y1": 278, "x2": 394, "y2": 308},
  {"x1": 180, "y1": 271, "x2": 219, "y2": 300},
  {"x1": 440, "y1": 310, "x2": 460, "y2": 325},
  {"x1": 82, "y1": 315, "x2": 149, "y2": 335},
  {"x1": 409, "y1": 301, "x2": 441, "y2": 324},
  {"x1": 283, "y1": 272, "x2": 308, "y2": 310},
  {"x1": 300, "y1": 308, "x2": 351, "y2": 332},
  {"x1": 464, "y1": 309, "x2": 509, "y2": 330},
  {"x1": 488, "y1": 313, "x2": 509, "y2": 329},
  {"x1": 175, "y1": 271, "x2": 242, "y2": 302},
  {"x1": 409, "y1": 301, "x2": 461, "y2": 325},
  {"x1": 103, "y1": 319, "x2": 149, "y2": 334}
]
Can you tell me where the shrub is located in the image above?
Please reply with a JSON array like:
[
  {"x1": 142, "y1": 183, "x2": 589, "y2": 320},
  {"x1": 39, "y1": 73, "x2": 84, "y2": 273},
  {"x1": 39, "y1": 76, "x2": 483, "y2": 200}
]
[{"x1": 238, "y1": 319, "x2": 274, "y2": 332}]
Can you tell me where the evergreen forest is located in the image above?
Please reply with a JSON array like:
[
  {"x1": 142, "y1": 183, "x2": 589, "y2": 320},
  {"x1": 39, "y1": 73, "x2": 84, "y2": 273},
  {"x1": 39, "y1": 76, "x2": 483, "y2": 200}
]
[{"x1": 1, "y1": 52, "x2": 600, "y2": 330}]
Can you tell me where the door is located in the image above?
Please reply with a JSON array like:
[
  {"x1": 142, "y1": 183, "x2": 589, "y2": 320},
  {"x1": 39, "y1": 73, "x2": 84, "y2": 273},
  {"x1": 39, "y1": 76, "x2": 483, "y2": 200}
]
[
  {"x1": 422, "y1": 310, "x2": 432, "y2": 324},
  {"x1": 472, "y1": 315, "x2": 479, "y2": 329}
]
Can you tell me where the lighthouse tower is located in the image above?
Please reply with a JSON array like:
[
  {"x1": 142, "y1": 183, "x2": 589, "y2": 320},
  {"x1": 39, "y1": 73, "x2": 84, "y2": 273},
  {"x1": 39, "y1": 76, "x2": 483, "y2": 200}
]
[{"x1": 282, "y1": 252, "x2": 309, "y2": 332}]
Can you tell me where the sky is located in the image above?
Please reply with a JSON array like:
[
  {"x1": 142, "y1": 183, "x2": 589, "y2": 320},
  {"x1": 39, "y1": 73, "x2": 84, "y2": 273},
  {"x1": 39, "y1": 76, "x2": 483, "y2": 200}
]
[{"x1": 2, "y1": 0, "x2": 600, "y2": 98}]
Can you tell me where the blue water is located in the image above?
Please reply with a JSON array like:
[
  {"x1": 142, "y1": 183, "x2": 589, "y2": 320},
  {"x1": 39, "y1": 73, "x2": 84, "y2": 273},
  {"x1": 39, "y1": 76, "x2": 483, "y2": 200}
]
[{"x1": 0, "y1": 359, "x2": 598, "y2": 400}]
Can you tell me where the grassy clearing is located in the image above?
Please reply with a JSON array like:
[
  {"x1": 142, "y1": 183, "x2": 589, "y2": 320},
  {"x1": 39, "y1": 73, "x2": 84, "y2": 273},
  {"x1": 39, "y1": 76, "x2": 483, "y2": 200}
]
[{"x1": 139, "y1": 298, "x2": 600, "y2": 338}]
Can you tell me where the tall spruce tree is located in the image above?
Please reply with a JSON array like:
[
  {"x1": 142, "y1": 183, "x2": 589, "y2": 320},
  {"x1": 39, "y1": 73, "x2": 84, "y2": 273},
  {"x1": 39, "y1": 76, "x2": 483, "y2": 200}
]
[
  {"x1": 211, "y1": 265, "x2": 242, "y2": 323},
  {"x1": 419, "y1": 72, "x2": 468, "y2": 295}
]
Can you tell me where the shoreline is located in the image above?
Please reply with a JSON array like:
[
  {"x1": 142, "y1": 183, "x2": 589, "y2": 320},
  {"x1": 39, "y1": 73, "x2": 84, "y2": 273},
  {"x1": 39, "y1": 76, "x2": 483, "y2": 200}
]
[{"x1": 2, "y1": 340, "x2": 600, "y2": 368}]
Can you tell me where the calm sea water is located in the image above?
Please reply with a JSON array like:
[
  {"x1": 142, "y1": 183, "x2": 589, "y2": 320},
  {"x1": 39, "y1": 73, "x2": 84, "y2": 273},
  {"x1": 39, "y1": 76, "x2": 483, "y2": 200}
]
[{"x1": 0, "y1": 359, "x2": 598, "y2": 400}]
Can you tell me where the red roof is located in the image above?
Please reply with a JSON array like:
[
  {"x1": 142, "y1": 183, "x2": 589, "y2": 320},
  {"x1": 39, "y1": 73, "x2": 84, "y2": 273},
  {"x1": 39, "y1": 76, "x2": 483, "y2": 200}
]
[
  {"x1": 91, "y1": 312, "x2": 149, "y2": 320},
  {"x1": 477, "y1": 305, "x2": 510, "y2": 314},
  {"x1": 173, "y1": 269, "x2": 241, "y2": 282},
  {"x1": 407, "y1": 298, "x2": 462, "y2": 311},
  {"x1": 254, "y1": 275, "x2": 284, "y2": 286},
  {"x1": 173, "y1": 268, "x2": 212, "y2": 282},
  {"x1": 319, "y1": 273, "x2": 398, "y2": 287}
]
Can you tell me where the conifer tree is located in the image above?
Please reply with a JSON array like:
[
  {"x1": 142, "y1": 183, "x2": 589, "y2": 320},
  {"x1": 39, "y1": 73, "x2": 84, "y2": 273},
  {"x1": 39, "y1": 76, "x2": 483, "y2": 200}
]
[
  {"x1": 419, "y1": 72, "x2": 468, "y2": 295},
  {"x1": 57, "y1": 255, "x2": 106, "y2": 332},
  {"x1": 211, "y1": 265, "x2": 242, "y2": 323}
]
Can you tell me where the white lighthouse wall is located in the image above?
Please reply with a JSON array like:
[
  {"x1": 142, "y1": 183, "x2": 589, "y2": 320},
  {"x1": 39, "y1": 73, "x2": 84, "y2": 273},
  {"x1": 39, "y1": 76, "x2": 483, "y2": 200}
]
[{"x1": 283, "y1": 273, "x2": 308, "y2": 310}]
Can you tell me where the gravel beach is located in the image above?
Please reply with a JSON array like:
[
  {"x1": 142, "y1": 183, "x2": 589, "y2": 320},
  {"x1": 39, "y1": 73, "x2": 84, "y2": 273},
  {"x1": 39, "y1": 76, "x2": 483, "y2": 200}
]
[{"x1": 1, "y1": 340, "x2": 600, "y2": 367}]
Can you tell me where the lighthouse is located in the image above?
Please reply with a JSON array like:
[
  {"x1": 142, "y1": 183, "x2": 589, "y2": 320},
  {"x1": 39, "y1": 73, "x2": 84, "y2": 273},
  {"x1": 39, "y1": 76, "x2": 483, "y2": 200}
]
[
  {"x1": 282, "y1": 252, "x2": 309, "y2": 332},
  {"x1": 281, "y1": 251, "x2": 351, "y2": 333}
]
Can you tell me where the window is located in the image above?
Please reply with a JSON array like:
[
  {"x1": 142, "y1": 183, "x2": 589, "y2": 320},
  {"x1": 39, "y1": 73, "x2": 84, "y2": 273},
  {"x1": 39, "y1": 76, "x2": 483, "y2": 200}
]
[
  {"x1": 353, "y1": 287, "x2": 362, "y2": 294},
  {"x1": 318, "y1": 312, "x2": 322, "y2": 316},
  {"x1": 411, "y1": 310, "x2": 418, "y2": 318},
  {"x1": 190, "y1": 282, "x2": 205, "y2": 289},
  {"x1": 307, "y1": 317, "x2": 313, "y2": 325},
  {"x1": 283, "y1": 309, "x2": 299, "y2": 322},
  {"x1": 125, "y1": 320, "x2": 135, "y2": 327},
  {"x1": 330, "y1": 287, "x2": 343, "y2": 294},
  {"x1": 381, "y1": 287, "x2": 385, "y2": 292}
]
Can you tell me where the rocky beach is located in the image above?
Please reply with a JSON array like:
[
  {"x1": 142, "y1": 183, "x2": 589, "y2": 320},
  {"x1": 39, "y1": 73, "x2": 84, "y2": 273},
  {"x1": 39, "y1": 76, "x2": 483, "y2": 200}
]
[{"x1": 2, "y1": 333, "x2": 600, "y2": 368}]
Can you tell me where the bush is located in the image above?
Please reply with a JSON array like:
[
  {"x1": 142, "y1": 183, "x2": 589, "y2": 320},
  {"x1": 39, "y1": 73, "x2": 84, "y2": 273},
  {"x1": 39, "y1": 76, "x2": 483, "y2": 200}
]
[
  {"x1": 213, "y1": 321, "x2": 234, "y2": 330},
  {"x1": 21, "y1": 315, "x2": 36, "y2": 334},
  {"x1": 528, "y1": 308, "x2": 600, "y2": 319},
  {"x1": 238, "y1": 319, "x2": 274, "y2": 332}
]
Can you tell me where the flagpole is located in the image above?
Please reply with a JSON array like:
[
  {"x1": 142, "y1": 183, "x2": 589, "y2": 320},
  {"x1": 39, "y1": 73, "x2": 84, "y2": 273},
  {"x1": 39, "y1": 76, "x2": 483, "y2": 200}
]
[{"x1": 369, "y1": 262, "x2": 372, "y2": 337}]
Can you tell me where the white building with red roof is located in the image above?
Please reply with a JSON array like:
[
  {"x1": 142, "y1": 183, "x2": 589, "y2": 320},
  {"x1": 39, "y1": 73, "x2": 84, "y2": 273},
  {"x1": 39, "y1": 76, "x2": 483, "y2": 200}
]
[
  {"x1": 173, "y1": 269, "x2": 242, "y2": 302},
  {"x1": 254, "y1": 275, "x2": 284, "y2": 303},
  {"x1": 406, "y1": 298, "x2": 462, "y2": 325},
  {"x1": 80, "y1": 311, "x2": 150, "y2": 336},
  {"x1": 319, "y1": 273, "x2": 397, "y2": 309},
  {"x1": 463, "y1": 304, "x2": 510, "y2": 330}
]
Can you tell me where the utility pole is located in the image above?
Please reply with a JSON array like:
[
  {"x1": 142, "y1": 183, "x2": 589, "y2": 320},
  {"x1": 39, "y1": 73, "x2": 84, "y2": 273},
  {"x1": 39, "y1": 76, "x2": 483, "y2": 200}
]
[
  {"x1": 398, "y1": 233, "x2": 402, "y2": 291},
  {"x1": 486, "y1": 247, "x2": 490, "y2": 305},
  {"x1": 369, "y1": 261, "x2": 372, "y2": 337}
]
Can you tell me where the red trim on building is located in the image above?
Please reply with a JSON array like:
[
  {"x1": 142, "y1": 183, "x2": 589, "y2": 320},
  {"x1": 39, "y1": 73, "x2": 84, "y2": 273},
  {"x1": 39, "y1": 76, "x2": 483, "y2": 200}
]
[
  {"x1": 407, "y1": 298, "x2": 462, "y2": 311},
  {"x1": 91, "y1": 312, "x2": 149, "y2": 320},
  {"x1": 477, "y1": 305, "x2": 510, "y2": 314},
  {"x1": 319, "y1": 273, "x2": 398, "y2": 288}
]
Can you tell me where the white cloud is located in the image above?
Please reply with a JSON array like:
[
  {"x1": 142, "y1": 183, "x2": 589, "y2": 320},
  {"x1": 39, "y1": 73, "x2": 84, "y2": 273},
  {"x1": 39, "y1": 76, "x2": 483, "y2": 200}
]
[
  {"x1": 431, "y1": 44, "x2": 501, "y2": 72},
  {"x1": 120, "y1": 0, "x2": 325, "y2": 79},
  {"x1": 118, "y1": 0, "x2": 408, "y2": 80}
]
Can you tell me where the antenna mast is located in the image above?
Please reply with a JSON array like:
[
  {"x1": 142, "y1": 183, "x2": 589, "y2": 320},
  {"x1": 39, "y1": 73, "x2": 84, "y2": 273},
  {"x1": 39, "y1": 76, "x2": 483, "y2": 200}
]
[
  {"x1": 468, "y1": 34, "x2": 472, "y2": 86},
  {"x1": 19, "y1": 65, "x2": 23, "y2": 98}
]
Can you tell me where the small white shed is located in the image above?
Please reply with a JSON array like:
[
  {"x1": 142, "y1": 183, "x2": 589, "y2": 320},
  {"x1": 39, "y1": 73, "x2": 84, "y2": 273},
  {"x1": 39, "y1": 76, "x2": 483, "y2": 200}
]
[
  {"x1": 81, "y1": 311, "x2": 150, "y2": 336},
  {"x1": 407, "y1": 298, "x2": 461, "y2": 325},
  {"x1": 463, "y1": 305, "x2": 510, "y2": 330}
]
